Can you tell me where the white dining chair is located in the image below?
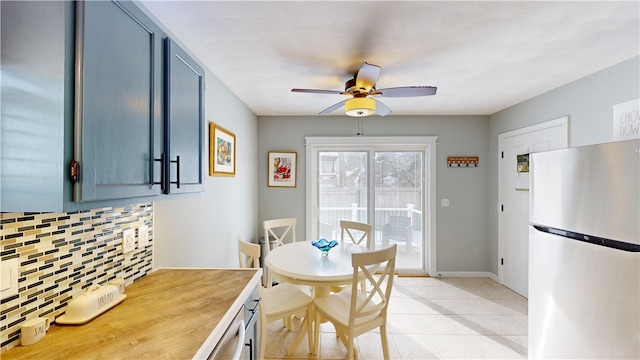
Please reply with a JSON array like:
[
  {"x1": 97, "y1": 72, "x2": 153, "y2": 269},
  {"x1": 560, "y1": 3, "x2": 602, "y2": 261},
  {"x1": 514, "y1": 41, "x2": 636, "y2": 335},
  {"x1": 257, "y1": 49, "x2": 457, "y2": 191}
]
[
  {"x1": 263, "y1": 217, "x2": 297, "y2": 249},
  {"x1": 340, "y1": 220, "x2": 373, "y2": 249},
  {"x1": 263, "y1": 217, "x2": 297, "y2": 286},
  {"x1": 335, "y1": 220, "x2": 374, "y2": 294},
  {"x1": 313, "y1": 244, "x2": 397, "y2": 360},
  {"x1": 237, "y1": 236, "x2": 260, "y2": 269},
  {"x1": 236, "y1": 236, "x2": 313, "y2": 357}
]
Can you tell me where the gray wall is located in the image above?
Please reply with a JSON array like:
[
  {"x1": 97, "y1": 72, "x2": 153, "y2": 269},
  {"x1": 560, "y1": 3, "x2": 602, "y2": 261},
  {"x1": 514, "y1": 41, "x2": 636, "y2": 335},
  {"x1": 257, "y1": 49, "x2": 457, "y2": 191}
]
[
  {"x1": 486, "y1": 56, "x2": 640, "y2": 274},
  {"x1": 257, "y1": 115, "x2": 491, "y2": 272}
]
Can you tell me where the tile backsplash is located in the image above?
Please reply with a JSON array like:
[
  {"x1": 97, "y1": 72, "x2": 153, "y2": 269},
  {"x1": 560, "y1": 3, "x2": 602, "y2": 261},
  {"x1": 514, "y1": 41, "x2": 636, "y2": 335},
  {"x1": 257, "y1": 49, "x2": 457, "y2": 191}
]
[{"x1": 0, "y1": 203, "x2": 153, "y2": 352}]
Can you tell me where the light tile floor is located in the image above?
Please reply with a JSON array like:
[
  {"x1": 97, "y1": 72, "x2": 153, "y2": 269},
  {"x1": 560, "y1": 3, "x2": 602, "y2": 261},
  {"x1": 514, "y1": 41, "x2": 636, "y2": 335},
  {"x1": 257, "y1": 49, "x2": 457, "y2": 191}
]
[{"x1": 264, "y1": 277, "x2": 527, "y2": 359}]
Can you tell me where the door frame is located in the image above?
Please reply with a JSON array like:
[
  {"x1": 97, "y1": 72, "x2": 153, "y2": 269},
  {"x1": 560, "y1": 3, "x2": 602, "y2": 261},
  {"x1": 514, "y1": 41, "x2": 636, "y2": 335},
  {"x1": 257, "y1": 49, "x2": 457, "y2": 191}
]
[
  {"x1": 305, "y1": 136, "x2": 437, "y2": 275},
  {"x1": 497, "y1": 117, "x2": 569, "y2": 291}
]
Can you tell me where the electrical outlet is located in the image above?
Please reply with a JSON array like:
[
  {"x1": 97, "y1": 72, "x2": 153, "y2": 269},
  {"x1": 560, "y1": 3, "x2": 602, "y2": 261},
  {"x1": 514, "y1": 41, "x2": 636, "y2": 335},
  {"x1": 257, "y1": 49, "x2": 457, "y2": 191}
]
[
  {"x1": 138, "y1": 225, "x2": 149, "y2": 248},
  {"x1": 123, "y1": 229, "x2": 136, "y2": 254},
  {"x1": 1, "y1": 258, "x2": 19, "y2": 299}
]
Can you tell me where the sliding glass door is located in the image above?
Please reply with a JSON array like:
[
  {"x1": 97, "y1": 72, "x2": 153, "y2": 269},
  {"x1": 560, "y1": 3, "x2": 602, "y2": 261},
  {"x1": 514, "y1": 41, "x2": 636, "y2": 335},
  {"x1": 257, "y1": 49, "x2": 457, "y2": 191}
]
[
  {"x1": 307, "y1": 137, "x2": 436, "y2": 274},
  {"x1": 317, "y1": 151, "x2": 369, "y2": 240},
  {"x1": 374, "y1": 151, "x2": 423, "y2": 269}
]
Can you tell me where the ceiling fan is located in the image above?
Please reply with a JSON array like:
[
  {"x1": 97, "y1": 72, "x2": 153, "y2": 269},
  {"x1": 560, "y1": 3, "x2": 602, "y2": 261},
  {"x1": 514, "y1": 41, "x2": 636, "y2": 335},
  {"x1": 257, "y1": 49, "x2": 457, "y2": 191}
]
[{"x1": 291, "y1": 62, "x2": 437, "y2": 117}]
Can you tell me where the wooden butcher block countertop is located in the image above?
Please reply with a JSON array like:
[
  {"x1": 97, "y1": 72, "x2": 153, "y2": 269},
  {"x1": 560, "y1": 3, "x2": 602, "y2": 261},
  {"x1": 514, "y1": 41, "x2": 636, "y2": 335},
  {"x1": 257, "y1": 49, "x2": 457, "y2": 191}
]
[{"x1": 3, "y1": 268, "x2": 261, "y2": 360}]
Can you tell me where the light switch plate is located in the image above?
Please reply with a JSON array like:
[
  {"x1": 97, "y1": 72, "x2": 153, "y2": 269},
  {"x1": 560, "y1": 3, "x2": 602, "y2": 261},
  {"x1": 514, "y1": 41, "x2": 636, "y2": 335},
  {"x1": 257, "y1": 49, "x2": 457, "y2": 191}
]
[
  {"x1": 1, "y1": 258, "x2": 19, "y2": 299},
  {"x1": 441, "y1": 198, "x2": 450, "y2": 207},
  {"x1": 138, "y1": 225, "x2": 149, "y2": 248},
  {"x1": 123, "y1": 229, "x2": 136, "y2": 254}
]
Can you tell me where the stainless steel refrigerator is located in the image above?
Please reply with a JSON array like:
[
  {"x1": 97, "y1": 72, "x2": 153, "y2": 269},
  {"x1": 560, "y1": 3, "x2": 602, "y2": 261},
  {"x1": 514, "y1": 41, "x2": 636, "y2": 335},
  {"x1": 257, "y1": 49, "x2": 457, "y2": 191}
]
[{"x1": 529, "y1": 139, "x2": 640, "y2": 359}]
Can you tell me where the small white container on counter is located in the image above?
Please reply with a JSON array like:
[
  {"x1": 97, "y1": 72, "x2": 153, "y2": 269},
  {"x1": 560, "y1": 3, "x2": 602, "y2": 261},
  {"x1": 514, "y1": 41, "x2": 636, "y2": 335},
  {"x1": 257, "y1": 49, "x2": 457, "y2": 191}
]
[{"x1": 21, "y1": 317, "x2": 50, "y2": 346}]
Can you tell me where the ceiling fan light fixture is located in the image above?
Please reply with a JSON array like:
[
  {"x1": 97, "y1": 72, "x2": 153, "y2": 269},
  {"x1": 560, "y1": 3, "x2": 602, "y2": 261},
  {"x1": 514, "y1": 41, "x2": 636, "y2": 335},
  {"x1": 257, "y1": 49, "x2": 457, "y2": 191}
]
[{"x1": 345, "y1": 98, "x2": 376, "y2": 117}]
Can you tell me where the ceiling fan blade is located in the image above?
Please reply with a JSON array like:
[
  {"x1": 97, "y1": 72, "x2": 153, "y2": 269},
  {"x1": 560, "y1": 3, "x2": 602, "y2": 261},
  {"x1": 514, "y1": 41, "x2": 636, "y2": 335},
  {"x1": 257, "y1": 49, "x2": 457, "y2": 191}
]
[
  {"x1": 319, "y1": 99, "x2": 348, "y2": 115},
  {"x1": 291, "y1": 88, "x2": 346, "y2": 95},
  {"x1": 355, "y1": 62, "x2": 381, "y2": 92},
  {"x1": 375, "y1": 86, "x2": 437, "y2": 97},
  {"x1": 374, "y1": 99, "x2": 391, "y2": 116}
]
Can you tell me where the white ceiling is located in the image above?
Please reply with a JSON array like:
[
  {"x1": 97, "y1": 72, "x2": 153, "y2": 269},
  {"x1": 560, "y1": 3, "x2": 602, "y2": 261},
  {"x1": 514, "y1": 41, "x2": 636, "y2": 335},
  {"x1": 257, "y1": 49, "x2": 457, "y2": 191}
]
[{"x1": 139, "y1": 0, "x2": 639, "y2": 116}]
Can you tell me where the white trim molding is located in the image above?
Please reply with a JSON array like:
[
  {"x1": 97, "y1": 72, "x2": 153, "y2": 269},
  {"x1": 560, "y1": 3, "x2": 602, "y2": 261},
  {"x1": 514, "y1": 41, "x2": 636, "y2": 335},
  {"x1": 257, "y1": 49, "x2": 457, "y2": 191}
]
[{"x1": 434, "y1": 271, "x2": 499, "y2": 282}]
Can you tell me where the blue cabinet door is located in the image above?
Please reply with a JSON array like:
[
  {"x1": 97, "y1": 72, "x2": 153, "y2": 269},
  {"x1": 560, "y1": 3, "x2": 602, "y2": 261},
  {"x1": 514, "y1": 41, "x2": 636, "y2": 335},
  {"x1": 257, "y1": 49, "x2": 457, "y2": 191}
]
[
  {"x1": 76, "y1": 0, "x2": 162, "y2": 201},
  {"x1": 0, "y1": 0, "x2": 69, "y2": 212},
  {"x1": 163, "y1": 38, "x2": 204, "y2": 194}
]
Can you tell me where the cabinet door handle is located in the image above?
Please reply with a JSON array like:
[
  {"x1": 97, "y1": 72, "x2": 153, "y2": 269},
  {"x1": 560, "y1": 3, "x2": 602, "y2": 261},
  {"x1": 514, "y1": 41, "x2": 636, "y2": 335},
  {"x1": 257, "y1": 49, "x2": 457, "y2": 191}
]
[
  {"x1": 232, "y1": 320, "x2": 246, "y2": 360},
  {"x1": 247, "y1": 299, "x2": 260, "y2": 313},
  {"x1": 153, "y1": 153, "x2": 166, "y2": 192},
  {"x1": 170, "y1": 155, "x2": 180, "y2": 189}
]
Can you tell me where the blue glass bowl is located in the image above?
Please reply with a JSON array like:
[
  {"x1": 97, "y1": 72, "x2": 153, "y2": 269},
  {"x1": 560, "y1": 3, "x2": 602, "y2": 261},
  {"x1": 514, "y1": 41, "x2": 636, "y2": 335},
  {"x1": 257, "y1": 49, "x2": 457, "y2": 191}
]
[{"x1": 311, "y1": 238, "x2": 338, "y2": 255}]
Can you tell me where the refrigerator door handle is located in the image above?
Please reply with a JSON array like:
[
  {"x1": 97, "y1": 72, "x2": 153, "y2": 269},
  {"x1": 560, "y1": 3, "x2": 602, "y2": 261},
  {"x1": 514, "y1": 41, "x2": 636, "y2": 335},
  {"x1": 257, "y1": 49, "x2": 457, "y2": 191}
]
[{"x1": 532, "y1": 224, "x2": 640, "y2": 253}]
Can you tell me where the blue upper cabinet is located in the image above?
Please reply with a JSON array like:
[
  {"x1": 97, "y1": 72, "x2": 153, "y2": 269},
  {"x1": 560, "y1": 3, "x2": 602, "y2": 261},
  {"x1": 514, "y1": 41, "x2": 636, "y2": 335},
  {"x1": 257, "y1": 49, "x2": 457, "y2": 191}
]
[
  {"x1": 163, "y1": 39, "x2": 205, "y2": 194},
  {"x1": 1, "y1": 1, "x2": 70, "y2": 212},
  {"x1": 76, "y1": 0, "x2": 163, "y2": 202},
  {"x1": 0, "y1": 0, "x2": 205, "y2": 212}
]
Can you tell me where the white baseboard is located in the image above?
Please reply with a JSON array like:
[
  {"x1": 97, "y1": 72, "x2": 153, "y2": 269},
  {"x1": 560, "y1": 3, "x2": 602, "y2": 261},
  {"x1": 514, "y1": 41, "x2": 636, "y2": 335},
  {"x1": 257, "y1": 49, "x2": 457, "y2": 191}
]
[{"x1": 433, "y1": 271, "x2": 499, "y2": 282}]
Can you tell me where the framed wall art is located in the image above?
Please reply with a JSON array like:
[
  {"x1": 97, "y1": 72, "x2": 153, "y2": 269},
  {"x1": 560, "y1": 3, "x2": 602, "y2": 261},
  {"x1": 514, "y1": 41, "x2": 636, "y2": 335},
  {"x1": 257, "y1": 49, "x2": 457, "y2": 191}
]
[
  {"x1": 268, "y1": 151, "x2": 297, "y2": 187},
  {"x1": 209, "y1": 122, "x2": 236, "y2": 176},
  {"x1": 517, "y1": 153, "x2": 530, "y2": 173}
]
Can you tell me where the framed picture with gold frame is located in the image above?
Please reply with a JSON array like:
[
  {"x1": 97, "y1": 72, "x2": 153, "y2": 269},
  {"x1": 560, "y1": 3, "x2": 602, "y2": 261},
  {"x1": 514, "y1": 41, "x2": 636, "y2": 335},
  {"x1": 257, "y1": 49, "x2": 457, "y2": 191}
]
[
  {"x1": 268, "y1": 151, "x2": 297, "y2": 187},
  {"x1": 209, "y1": 122, "x2": 236, "y2": 176}
]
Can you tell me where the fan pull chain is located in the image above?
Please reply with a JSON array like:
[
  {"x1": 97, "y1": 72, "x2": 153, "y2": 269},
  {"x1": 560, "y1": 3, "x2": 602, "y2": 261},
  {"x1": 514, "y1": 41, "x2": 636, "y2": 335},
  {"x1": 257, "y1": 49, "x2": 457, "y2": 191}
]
[{"x1": 356, "y1": 118, "x2": 365, "y2": 136}]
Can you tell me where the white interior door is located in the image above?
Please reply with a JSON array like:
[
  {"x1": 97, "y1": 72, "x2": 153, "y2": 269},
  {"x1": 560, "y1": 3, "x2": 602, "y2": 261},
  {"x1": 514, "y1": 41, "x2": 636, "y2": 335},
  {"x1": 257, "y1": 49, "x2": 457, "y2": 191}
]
[{"x1": 498, "y1": 117, "x2": 568, "y2": 297}]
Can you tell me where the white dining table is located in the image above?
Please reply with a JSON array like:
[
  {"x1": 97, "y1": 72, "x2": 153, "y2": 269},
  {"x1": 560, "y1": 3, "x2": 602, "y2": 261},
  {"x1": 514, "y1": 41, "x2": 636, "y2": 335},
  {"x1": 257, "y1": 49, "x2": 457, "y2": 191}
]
[
  {"x1": 264, "y1": 240, "x2": 368, "y2": 355},
  {"x1": 265, "y1": 241, "x2": 366, "y2": 298}
]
